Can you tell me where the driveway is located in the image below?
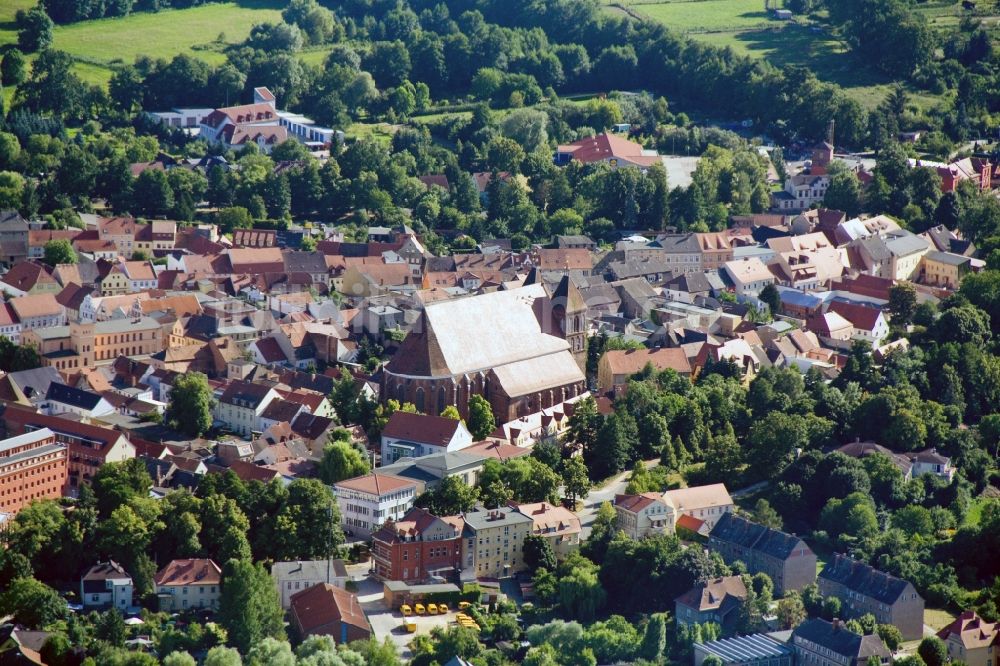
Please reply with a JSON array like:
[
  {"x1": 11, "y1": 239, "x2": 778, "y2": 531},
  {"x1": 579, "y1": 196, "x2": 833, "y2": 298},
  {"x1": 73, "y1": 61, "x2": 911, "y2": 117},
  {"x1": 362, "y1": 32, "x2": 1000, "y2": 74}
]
[{"x1": 578, "y1": 459, "x2": 658, "y2": 540}]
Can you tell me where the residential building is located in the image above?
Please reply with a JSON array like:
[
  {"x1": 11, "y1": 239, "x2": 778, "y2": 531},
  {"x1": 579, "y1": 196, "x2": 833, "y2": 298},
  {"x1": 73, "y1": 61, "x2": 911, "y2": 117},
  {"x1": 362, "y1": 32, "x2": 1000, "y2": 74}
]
[
  {"x1": 333, "y1": 473, "x2": 419, "y2": 538},
  {"x1": 696, "y1": 232, "x2": 735, "y2": 270},
  {"x1": 187, "y1": 87, "x2": 340, "y2": 153},
  {"x1": 936, "y1": 611, "x2": 999, "y2": 666},
  {"x1": 0, "y1": 303, "x2": 20, "y2": 343},
  {"x1": 382, "y1": 280, "x2": 587, "y2": 422},
  {"x1": 2, "y1": 404, "x2": 136, "y2": 492},
  {"x1": 885, "y1": 231, "x2": 930, "y2": 281},
  {"x1": 512, "y1": 501, "x2": 581, "y2": 558},
  {"x1": 663, "y1": 483, "x2": 735, "y2": 533},
  {"x1": 708, "y1": 513, "x2": 817, "y2": 595},
  {"x1": 153, "y1": 559, "x2": 222, "y2": 612},
  {"x1": 909, "y1": 448, "x2": 956, "y2": 482},
  {"x1": 461, "y1": 506, "x2": 533, "y2": 579},
  {"x1": 555, "y1": 235, "x2": 597, "y2": 251},
  {"x1": 290, "y1": 584, "x2": 372, "y2": 644},
  {"x1": 43, "y1": 383, "x2": 115, "y2": 419},
  {"x1": 724, "y1": 258, "x2": 775, "y2": 297},
  {"x1": 675, "y1": 576, "x2": 748, "y2": 633},
  {"x1": 834, "y1": 441, "x2": 955, "y2": 482},
  {"x1": 0, "y1": 210, "x2": 29, "y2": 267},
  {"x1": 771, "y1": 173, "x2": 831, "y2": 211},
  {"x1": 827, "y1": 302, "x2": 889, "y2": 345},
  {"x1": 0, "y1": 261, "x2": 60, "y2": 296},
  {"x1": 23, "y1": 318, "x2": 163, "y2": 372},
  {"x1": 791, "y1": 618, "x2": 891, "y2": 666},
  {"x1": 921, "y1": 251, "x2": 971, "y2": 289},
  {"x1": 693, "y1": 634, "x2": 794, "y2": 666},
  {"x1": 371, "y1": 506, "x2": 465, "y2": 583},
  {"x1": 614, "y1": 492, "x2": 675, "y2": 540},
  {"x1": 9, "y1": 293, "x2": 65, "y2": 332},
  {"x1": 272, "y1": 559, "x2": 348, "y2": 609},
  {"x1": 213, "y1": 380, "x2": 280, "y2": 437},
  {"x1": 597, "y1": 347, "x2": 692, "y2": 392},
  {"x1": 380, "y1": 412, "x2": 474, "y2": 465},
  {"x1": 0, "y1": 428, "x2": 67, "y2": 517},
  {"x1": 818, "y1": 554, "x2": 925, "y2": 640},
  {"x1": 80, "y1": 561, "x2": 134, "y2": 611},
  {"x1": 555, "y1": 132, "x2": 665, "y2": 170}
]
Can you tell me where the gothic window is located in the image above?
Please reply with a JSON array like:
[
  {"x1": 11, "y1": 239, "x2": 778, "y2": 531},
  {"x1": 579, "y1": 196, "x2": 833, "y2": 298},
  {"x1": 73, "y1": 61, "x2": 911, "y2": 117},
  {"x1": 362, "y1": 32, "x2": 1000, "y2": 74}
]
[{"x1": 415, "y1": 388, "x2": 425, "y2": 413}]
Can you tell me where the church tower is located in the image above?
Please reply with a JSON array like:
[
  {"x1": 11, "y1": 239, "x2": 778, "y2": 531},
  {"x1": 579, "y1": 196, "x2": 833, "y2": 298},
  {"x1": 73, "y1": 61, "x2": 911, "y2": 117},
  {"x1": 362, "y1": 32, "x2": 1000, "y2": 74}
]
[{"x1": 551, "y1": 275, "x2": 588, "y2": 372}]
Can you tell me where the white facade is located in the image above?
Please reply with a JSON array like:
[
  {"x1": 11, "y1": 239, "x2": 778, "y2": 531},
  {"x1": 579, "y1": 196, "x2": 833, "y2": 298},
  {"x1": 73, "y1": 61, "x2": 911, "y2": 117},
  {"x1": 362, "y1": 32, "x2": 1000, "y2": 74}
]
[
  {"x1": 380, "y1": 424, "x2": 473, "y2": 464},
  {"x1": 272, "y1": 560, "x2": 348, "y2": 609},
  {"x1": 334, "y1": 482, "x2": 416, "y2": 538}
]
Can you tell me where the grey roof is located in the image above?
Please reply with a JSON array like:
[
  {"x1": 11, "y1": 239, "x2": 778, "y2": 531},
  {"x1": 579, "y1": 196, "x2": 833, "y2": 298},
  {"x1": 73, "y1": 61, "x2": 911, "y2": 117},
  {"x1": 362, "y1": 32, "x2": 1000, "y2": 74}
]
[
  {"x1": 854, "y1": 236, "x2": 891, "y2": 262},
  {"x1": 462, "y1": 506, "x2": 533, "y2": 532},
  {"x1": 283, "y1": 250, "x2": 328, "y2": 273},
  {"x1": 792, "y1": 619, "x2": 890, "y2": 660},
  {"x1": 6, "y1": 366, "x2": 63, "y2": 400},
  {"x1": 271, "y1": 559, "x2": 348, "y2": 580},
  {"x1": 924, "y1": 250, "x2": 969, "y2": 266},
  {"x1": 0, "y1": 428, "x2": 56, "y2": 455},
  {"x1": 698, "y1": 634, "x2": 794, "y2": 662},
  {"x1": 378, "y1": 450, "x2": 486, "y2": 483},
  {"x1": 0, "y1": 210, "x2": 28, "y2": 232},
  {"x1": 555, "y1": 235, "x2": 595, "y2": 247},
  {"x1": 819, "y1": 554, "x2": 915, "y2": 605},
  {"x1": 709, "y1": 513, "x2": 808, "y2": 560},
  {"x1": 654, "y1": 233, "x2": 702, "y2": 253},
  {"x1": 666, "y1": 271, "x2": 713, "y2": 294},
  {"x1": 884, "y1": 231, "x2": 930, "y2": 257},
  {"x1": 45, "y1": 383, "x2": 104, "y2": 410}
]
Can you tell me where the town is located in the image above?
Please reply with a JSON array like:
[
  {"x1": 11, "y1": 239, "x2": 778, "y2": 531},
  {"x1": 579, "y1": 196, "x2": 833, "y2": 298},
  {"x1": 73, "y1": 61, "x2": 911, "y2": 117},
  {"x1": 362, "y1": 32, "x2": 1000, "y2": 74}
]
[{"x1": 0, "y1": 0, "x2": 999, "y2": 663}]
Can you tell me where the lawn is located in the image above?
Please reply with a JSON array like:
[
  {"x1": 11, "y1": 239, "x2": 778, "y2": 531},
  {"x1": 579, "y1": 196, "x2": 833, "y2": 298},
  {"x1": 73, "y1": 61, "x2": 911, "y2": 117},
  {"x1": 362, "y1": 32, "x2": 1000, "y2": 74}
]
[
  {"x1": 634, "y1": 0, "x2": 779, "y2": 33},
  {"x1": 0, "y1": 0, "x2": 35, "y2": 47},
  {"x1": 48, "y1": 0, "x2": 283, "y2": 69},
  {"x1": 925, "y1": 607, "x2": 958, "y2": 631}
]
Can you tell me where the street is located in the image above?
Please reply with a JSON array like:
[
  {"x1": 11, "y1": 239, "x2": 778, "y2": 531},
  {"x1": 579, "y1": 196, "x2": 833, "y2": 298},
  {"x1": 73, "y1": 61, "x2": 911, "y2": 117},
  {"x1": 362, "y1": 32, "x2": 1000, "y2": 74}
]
[{"x1": 577, "y1": 459, "x2": 658, "y2": 540}]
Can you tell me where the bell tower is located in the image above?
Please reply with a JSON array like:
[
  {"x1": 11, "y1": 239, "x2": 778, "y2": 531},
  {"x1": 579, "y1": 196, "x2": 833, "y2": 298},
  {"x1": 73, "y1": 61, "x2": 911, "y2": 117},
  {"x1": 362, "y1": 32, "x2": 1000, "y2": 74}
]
[{"x1": 551, "y1": 275, "x2": 588, "y2": 372}]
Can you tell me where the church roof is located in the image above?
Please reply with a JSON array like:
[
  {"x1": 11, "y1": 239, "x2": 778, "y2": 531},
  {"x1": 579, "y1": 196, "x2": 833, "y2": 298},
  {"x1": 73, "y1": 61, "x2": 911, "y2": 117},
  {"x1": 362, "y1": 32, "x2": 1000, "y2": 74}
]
[{"x1": 386, "y1": 284, "x2": 573, "y2": 378}]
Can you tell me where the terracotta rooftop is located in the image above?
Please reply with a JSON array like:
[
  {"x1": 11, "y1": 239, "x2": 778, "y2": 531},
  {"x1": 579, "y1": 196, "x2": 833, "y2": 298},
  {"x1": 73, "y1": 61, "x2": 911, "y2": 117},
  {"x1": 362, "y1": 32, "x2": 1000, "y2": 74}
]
[{"x1": 153, "y1": 558, "x2": 222, "y2": 586}]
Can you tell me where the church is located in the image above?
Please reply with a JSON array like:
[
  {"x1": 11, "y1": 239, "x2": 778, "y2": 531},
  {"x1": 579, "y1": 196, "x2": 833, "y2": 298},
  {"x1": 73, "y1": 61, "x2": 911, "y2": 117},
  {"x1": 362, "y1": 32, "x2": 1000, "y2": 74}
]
[{"x1": 382, "y1": 276, "x2": 587, "y2": 424}]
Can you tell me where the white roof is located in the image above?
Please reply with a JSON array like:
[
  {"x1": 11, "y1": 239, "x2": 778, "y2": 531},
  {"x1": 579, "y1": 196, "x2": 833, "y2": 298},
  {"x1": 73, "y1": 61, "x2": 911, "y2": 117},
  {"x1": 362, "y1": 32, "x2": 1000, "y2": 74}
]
[
  {"x1": 422, "y1": 284, "x2": 570, "y2": 375},
  {"x1": 491, "y1": 352, "x2": 586, "y2": 398},
  {"x1": 724, "y1": 257, "x2": 773, "y2": 284},
  {"x1": 663, "y1": 483, "x2": 733, "y2": 511},
  {"x1": 0, "y1": 428, "x2": 55, "y2": 455}
]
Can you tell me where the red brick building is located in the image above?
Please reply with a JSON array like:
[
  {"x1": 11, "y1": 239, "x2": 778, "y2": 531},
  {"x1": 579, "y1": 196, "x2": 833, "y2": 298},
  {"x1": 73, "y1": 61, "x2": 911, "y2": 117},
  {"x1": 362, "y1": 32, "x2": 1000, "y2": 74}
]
[
  {"x1": 371, "y1": 507, "x2": 464, "y2": 583},
  {"x1": 2, "y1": 403, "x2": 135, "y2": 493},
  {"x1": 0, "y1": 427, "x2": 68, "y2": 516}
]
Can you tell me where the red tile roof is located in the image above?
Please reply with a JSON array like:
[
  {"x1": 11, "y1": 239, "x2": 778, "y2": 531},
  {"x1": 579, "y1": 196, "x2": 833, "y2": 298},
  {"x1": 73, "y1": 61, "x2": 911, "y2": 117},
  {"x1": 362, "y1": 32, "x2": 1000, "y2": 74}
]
[
  {"x1": 153, "y1": 559, "x2": 222, "y2": 586},
  {"x1": 381, "y1": 411, "x2": 464, "y2": 447},
  {"x1": 333, "y1": 472, "x2": 415, "y2": 496},
  {"x1": 290, "y1": 583, "x2": 371, "y2": 637}
]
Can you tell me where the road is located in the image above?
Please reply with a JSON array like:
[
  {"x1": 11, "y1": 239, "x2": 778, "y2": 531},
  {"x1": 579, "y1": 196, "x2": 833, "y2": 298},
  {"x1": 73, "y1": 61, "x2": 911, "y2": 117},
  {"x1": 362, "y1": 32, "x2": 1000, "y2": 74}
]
[{"x1": 578, "y1": 460, "x2": 658, "y2": 540}]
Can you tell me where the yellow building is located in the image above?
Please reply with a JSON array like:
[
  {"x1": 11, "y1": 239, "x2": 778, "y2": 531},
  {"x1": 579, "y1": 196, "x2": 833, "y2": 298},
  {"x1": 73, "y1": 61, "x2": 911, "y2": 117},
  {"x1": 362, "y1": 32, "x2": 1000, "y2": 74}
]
[
  {"x1": 461, "y1": 507, "x2": 533, "y2": 579},
  {"x1": 921, "y1": 251, "x2": 971, "y2": 289}
]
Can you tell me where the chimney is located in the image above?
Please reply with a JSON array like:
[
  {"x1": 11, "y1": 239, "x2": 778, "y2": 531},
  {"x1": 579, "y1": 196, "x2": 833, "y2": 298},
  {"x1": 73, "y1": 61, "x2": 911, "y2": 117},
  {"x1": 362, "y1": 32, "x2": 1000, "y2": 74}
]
[{"x1": 832, "y1": 618, "x2": 842, "y2": 631}]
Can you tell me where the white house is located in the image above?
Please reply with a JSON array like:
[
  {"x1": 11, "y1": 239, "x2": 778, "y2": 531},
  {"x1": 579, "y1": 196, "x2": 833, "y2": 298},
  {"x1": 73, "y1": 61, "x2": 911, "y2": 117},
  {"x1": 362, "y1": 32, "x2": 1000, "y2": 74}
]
[
  {"x1": 0, "y1": 303, "x2": 21, "y2": 343},
  {"x1": 81, "y1": 561, "x2": 134, "y2": 611},
  {"x1": 827, "y1": 301, "x2": 889, "y2": 346},
  {"x1": 380, "y1": 412, "x2": 474, "y2": 464},
  {"x1": 723, "y1": 258, "x2": 775, "y2": 297},
  {"x1": 44, "y1": 383, "x2": 116, "y2": 419},
  {"x1": 333, "y1": 473, "x2": 419, "y2": 539},
  {"x1": 213, "y1": 380, "x2": 280, "y2": 437}
]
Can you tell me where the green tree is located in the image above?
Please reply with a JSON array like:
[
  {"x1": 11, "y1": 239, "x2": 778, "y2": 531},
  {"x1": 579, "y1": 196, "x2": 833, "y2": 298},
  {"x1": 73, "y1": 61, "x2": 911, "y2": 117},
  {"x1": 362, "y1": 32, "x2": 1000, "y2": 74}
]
[
  {"x1": 272, "y1": 479, "x2": 343, "y2": 560},
  {"x1": 561, "y1": 456, "x2": 591, "y2": 506},
  {"x1": 1, "y1": 50, "x2": 27, "y2": 86},
  {"x1": 43, "y1": 238, "x2": 76, "y2": 266},
  {"x1": 247, "y1": 637, "x2": 296, "y2": 666},
  {"x1": 522, "y1": 534, "x2": 557, "y2": 573},
  {"x1": 776, "y1": 591, "x2": 807, "y2": 629},
  {"x1": 467, "y1": 395, "x2": 495, "y2": 440},
  {"x1": 92, "y1": 458, "x2": 153, "y2": 518},
  {"x1": 166, "y1": 372, "x2": 213, "y2": 437},
  {"x1": 203, "y1": 646, "x2": 243, "y2": 666},
  {"x1": 415, "y1": 475, "x2": 479, "y2": 515},
  {"x1": 820, "y1": 493, "x2": 879, "y2": 546},
  {"x1": 918, "y1": 637, "x2": 948, "y2": 666},
  {"x1": 0, "y1": 577, "x2": 65, "y2": 628},
  {"x1": 15, "y1": 6, "x2": 53, "y2": 52},
  {"x1": 558, "y1": 555, "x2": 605, "y2": 622},
  {"x1": 440, "y1": 405, "x2": 462, "y2": 421},
  {"x1": 752, "y1": 499, "x2": 783, "y2": 530},
  {"x1": 218, "y1": 559, "x2": 285, "y2": 654},
  {"x1": 162, "y1": 653, "x2": 198, "y2": 666},
  {"x1": 888, "y1": 282, "x2": 917, "y2": 327},
  {"x1": 318, "y1": 441, "x2": 369, "y2": 484},
  {"x1": 133, "y1": 169, "x2": 174, "y2": 218},
  {"x1": 639, "y1": 613, "x2": 667, "y2": 661},
  {"x1": 878, "y1": 624, "x2": 903, "y2": 651},
  {"x1": 823, "y1": 162, "x2": 864, "y2": 217}
]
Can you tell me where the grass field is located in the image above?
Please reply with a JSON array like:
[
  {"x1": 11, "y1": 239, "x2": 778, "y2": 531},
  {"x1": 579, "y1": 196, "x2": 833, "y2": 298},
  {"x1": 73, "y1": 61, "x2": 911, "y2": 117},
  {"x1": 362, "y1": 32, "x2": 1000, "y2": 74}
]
[
  {"x1": 635, "y1": 0, "x2": 776, "y2": 32},
  {"x1": 611, "y1": 0, "x2": 974, "y2": 110},
  {"x1": 925, "y1": 607, "x2": 958, "y2": 631},
  {"x1": 0, "y1": 0, "x2": 284, "y2": 86}
]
